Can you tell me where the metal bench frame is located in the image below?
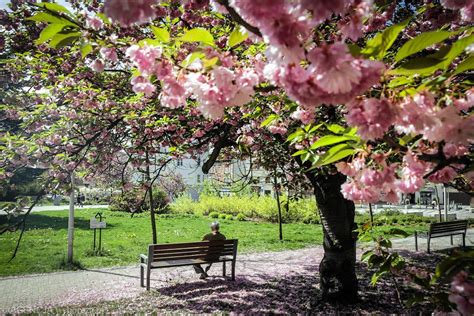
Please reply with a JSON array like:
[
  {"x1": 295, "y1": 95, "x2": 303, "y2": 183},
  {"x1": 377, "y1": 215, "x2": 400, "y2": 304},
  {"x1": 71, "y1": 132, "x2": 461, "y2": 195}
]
[
  {"x1": 140, "y1": 239, "x2": 238, "y2": 290},
  {"x1": 415, "y1": 220, "x2": 468, "y2": 253}
]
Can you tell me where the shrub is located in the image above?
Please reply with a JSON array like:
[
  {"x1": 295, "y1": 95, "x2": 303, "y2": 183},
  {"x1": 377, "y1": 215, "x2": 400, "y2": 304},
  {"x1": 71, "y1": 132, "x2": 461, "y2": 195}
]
[
  {"x1": 110, "y1": 187, "x2": 170, "y2": 213},
  {"x1": 219, "y1": 213, "x2": 227, "y2": 219},
  {"x1": 209, "y1": 211, "x2": 219, "y2": 218},
  {"x1": 225, "y1": 214, "x2": 233, "y2": 220},
  {"x1": 236, "y1": 213, "x2": 246, "y2": 221}
]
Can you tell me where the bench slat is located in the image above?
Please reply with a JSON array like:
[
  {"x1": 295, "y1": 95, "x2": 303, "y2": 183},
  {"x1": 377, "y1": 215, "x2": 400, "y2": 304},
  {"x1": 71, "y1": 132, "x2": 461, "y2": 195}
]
[
  {"x1": 152, "y1": 245, "x2": 235, "y2": 255},
  {"x1": 150, "y1": 257, "x2": 234, "y2": 268},
  {"x1": 153, "y1": 253, "x2": 234, "y2": 262},
  {"x1": 150, "y1": 240, "x2": 236, "y2": 250},
  {"x1": 431, "y1": 224, "x2": 467, "y2": 231},
  {"x1": 152, "y1": 249, "x2": 235, "y2": 260}
]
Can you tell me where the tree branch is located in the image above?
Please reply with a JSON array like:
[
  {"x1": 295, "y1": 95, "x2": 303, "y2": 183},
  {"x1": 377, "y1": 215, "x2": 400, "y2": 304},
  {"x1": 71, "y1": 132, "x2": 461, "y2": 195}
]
[{"x1": 216, "y1": 0, "x2": 262, "y2": 37}]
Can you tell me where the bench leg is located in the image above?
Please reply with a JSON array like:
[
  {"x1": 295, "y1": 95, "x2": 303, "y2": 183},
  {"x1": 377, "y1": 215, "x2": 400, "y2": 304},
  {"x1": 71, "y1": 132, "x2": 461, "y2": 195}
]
[
  {"x1": 140, "y1": 265, "x2": 144, "y2": 288},
  {"x1": 463, "y1": 234, "x2": 466, "y2": 249},
  {"x1": 415, "y1": 232, "x2": 418, "y2": 251},
  {"x1": 146, "y1": 268, "x2": 151, "y2": 291},
  {"x1": 223, "y1": 261, "x2": 226, "y2": 277},
  {"x1": 450, "y1": 235, "x2": 453, "y2": 245},
  {"x1": 427, "y1": 237, "x2": 431, "y2": 254},
  {"x1": 231, "y1": 260, "x2": 236, "y2": 281}
]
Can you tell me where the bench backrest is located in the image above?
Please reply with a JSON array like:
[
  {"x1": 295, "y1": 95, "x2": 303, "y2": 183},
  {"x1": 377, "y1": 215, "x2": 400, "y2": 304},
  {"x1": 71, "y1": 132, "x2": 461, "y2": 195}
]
[
  {"x1": 429, "y1": 220, "x2": 468, "y2": 236},
  {"x1": 148, "y1": 239, "x2": 238, "y2": 263}
]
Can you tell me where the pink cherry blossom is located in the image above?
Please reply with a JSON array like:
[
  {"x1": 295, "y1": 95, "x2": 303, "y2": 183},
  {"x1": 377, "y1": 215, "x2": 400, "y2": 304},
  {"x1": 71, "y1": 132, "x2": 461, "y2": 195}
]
[
  {"x1": 90, "y1": 59, "x2": 105, "y2": 72},
  {"x1": 126, "y1": 44, "x2": 162, "y2": 75},
  {"x1": 449, "y1": 271, "x2": 474, "y2": 315},
  {"x1": 104, "y1": 0, "x2": 157, "y2": 27},
  {"x1": 297, "y1": 0, "x2": 349, "y2": 25},
  {"x1": 443, "y1": 143, "x2": 468, "y2": 158},
  {"x1": 346, "y1": 98, "x2": 397, "y2": 140},
  {"x1": 131, "y1": 76, "x2": 156, "y2": 96},
  {"x1": 291, "y1": 108, "x2": 315, "y2": 125},
  {"x1": 441, "y1": 0, "x2": 469, "y2": 10},
  {"x1": 427, "y1": 166, "x2": 457, "y2": 183},
  {"x1": 100, "y1": 47, "x2": 118, "y2": 62},
  {"x1": 86, "y1": 15, "x2": 104, "y2": 30},
  {"x1": 268, "y1": 125, "x2": 288, "y2": 135},
  {"x1": 159, "y1": 78, "x2": 187, "y2": 109}
]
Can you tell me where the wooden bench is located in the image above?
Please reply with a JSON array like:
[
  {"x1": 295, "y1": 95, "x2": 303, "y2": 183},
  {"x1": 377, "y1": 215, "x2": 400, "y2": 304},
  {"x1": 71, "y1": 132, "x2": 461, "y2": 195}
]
[
  {"x1": 140, "y1": 239, "x2": 238, "y2": 290},
  {"x1": 415, "y1": 220, "x2": 468, "y2": 253}
]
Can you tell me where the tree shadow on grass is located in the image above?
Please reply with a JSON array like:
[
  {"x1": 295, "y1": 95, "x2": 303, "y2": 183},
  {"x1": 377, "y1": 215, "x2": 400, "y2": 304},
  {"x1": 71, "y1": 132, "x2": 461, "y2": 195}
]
[
  {"x1": 0, "y1": 213, "x2": 114, "y2": 231},
  {"x1": 145, "y1": 259, "x2": 436, "y2": 314}
]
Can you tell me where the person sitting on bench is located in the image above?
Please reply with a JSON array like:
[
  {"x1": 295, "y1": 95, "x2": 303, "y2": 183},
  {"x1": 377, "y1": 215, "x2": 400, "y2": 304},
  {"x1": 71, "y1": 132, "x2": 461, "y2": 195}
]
[{"x1": 194, "y1": 221, "x2": 226, "y2": 279}]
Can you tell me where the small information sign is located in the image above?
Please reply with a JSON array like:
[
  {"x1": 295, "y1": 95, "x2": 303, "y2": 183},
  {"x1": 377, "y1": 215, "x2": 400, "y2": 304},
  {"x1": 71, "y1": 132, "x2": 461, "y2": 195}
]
[{"x1": 90, "y1": 218, "x2": 106, "y2": 229}]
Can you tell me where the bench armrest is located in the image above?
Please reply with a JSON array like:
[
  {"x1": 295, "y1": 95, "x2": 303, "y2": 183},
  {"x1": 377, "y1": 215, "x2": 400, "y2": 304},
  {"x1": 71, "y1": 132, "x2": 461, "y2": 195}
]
[{"x1": 140, "y1": 254, "x2": 148, "y2": 264}]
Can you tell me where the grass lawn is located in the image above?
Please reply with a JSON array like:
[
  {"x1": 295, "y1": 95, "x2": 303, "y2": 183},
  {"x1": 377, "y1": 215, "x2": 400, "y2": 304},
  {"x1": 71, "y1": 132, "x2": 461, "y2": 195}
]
[
  {"x1": 0, "y1": 208, "x2": 325, "y2": 276},
  {"x1": 0, "y1": 208, "x2": 431, "y2": 277}
]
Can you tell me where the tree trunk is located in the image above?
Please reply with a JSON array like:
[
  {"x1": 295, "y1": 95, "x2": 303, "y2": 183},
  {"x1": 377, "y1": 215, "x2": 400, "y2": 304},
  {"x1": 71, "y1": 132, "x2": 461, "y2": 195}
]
[
  {"x1": 273, "y1": 173, "x2": 283, "y2": 241},
  {"x1": 146, "y1": 152, "x2": 157, "y2": 244},
  {"x1": 67, "y1": 173, "x2": 75, "y2": 264},
  {"x1": 309, "y1": 172, "x2": 358, "y2": 302},
  {"x1": 368, "y1": 203, "x2": 374, "y2": 227}
]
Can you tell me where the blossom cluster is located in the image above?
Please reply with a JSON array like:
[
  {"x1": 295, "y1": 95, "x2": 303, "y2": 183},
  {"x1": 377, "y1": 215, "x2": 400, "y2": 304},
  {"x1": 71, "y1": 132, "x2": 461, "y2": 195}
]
[
  {"x1": 441, "y1": 0, "x2": 474, "y2": 22},
  {"x1": 265, "y1": 42, "x2": 385, "y2": 109},
  {"x1": 448, "y1": 271, "x2": 474, "y2": 315}
]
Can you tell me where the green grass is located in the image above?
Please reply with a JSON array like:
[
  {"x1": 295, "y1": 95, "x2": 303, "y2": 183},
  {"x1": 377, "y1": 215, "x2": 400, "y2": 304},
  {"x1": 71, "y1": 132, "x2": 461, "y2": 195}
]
[
  {"x1": 0, "y1": 209, "x2": 324, "y2": 276},
  {"x1": 0, "y1": 208, "x2": 432, "y2": 277}
]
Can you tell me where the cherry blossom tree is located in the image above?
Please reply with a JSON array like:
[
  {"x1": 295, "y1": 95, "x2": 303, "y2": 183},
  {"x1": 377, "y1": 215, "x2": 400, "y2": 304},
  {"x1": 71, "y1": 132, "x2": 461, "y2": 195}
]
[{"x1": 1, "y1": 0, "x2": 473, "y2": 307}]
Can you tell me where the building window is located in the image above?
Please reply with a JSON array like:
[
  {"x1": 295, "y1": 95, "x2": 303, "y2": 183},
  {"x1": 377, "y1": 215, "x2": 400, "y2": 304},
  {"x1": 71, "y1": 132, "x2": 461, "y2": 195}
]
[
  {"x1": 197, "y1": 174, "x2": 201, "y2": 183},
  {"x1": 177, "y1": 159, "x2": 183, "y2": 166},
  {"x1": 196, "y1": 157, "x2": 201, "y2": 167}
]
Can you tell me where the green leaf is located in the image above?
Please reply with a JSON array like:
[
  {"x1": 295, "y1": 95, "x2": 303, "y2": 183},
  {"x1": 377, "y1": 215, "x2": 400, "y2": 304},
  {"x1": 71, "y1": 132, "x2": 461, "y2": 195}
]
[
  {"x1": 96, "y1": 13, "x2": 111, "y2": 25},
  {"x1": 292, "y1": 149, "x2": 307, "y2": 157},
  {"x1": 180, "y1": 28, "x2": 214, "y2": 46},
  {"x1": 228, "y1": 26, "x2": 248, "y2": 47},
  {"x1": 203, "y1": 56, "x2": 219, "y2": 68},
  {"x1": 326, "y1": 124, "x2": 346, "y2": 134},
  {"x1": 318, "y1": 144, "x2": 355, "y2": 166},
  {"x1": 287, "y1": 129, "x2": 304, "y2": 143},
  {"x1": 455, "y1": 55, "x2": 474, "y2": 74},
  {"x1": 387, "y1": 76, "x2": 413, "y2": 88},
  {"x1": 34, "y1": 2, "x2": 72, "y2": 16},
  {"x1": 151, "y1": 26, "x2": 170, "y2": 42},
  {"x1": 35, "y1": 23, "x2": 64, "y2": 44},
  {"x1": 138, "y1": 38, "x2": 162, "y2": 47},
  {"x1": 27, "y1": 12, "x2": 64, "y2": 24},
  {"x1": 310, "y1": 135, "x2": 356, "y2": 150},
  {"x1": 347, "y1": 44, "x2": 361, "y2": 57},
  {"x1": 391, "y1": 35, "x2": 474, "y2": 76},
  {"x1": 395, "y1": 30, "x2": 454, "y2": 62},
  {"x1": 27, "y1": 12, "x2": 76, "y2": 27},
  {"x1": 80, "y1": 42, "x2": 93, "y2": 58},
  {"x1": 361, "y1": 250, "x2": 374, "y2": 262},
  {"x1": 49, "y1": 32, "x2": 81, "y2": 49},
  {"x1": 181, "y1": 51, "x2": 205, "y2": 68},
  {"x1": 362, "y1": 18, "x2": 410, "y2": 60},
  {"x1": 260, "y1": 114, "x2": 278, "y2": 127}
]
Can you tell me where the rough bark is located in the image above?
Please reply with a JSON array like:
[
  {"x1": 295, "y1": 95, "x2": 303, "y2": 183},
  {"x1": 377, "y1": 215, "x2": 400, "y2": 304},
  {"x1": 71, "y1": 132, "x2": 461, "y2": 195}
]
[
  {"x1": 308, "y1": 172, "x2": 358, "y2": 302},
  {"x1": 146, "y1": 152, "x2": 157, "y2": 244},
  {"x1": 273, "y1": 173, "x2": 283, "y2": 241}
]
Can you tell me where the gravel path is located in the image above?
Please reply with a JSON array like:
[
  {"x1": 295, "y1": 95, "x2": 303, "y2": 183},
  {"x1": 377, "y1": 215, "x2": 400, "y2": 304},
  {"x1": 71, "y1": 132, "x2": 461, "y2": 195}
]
[
  {"x1": 0, "y1": 247, "x2": 325, "y2": 314},
  {"x1": 2, "y1": 232, "x2": 471, "y2": 314}
]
